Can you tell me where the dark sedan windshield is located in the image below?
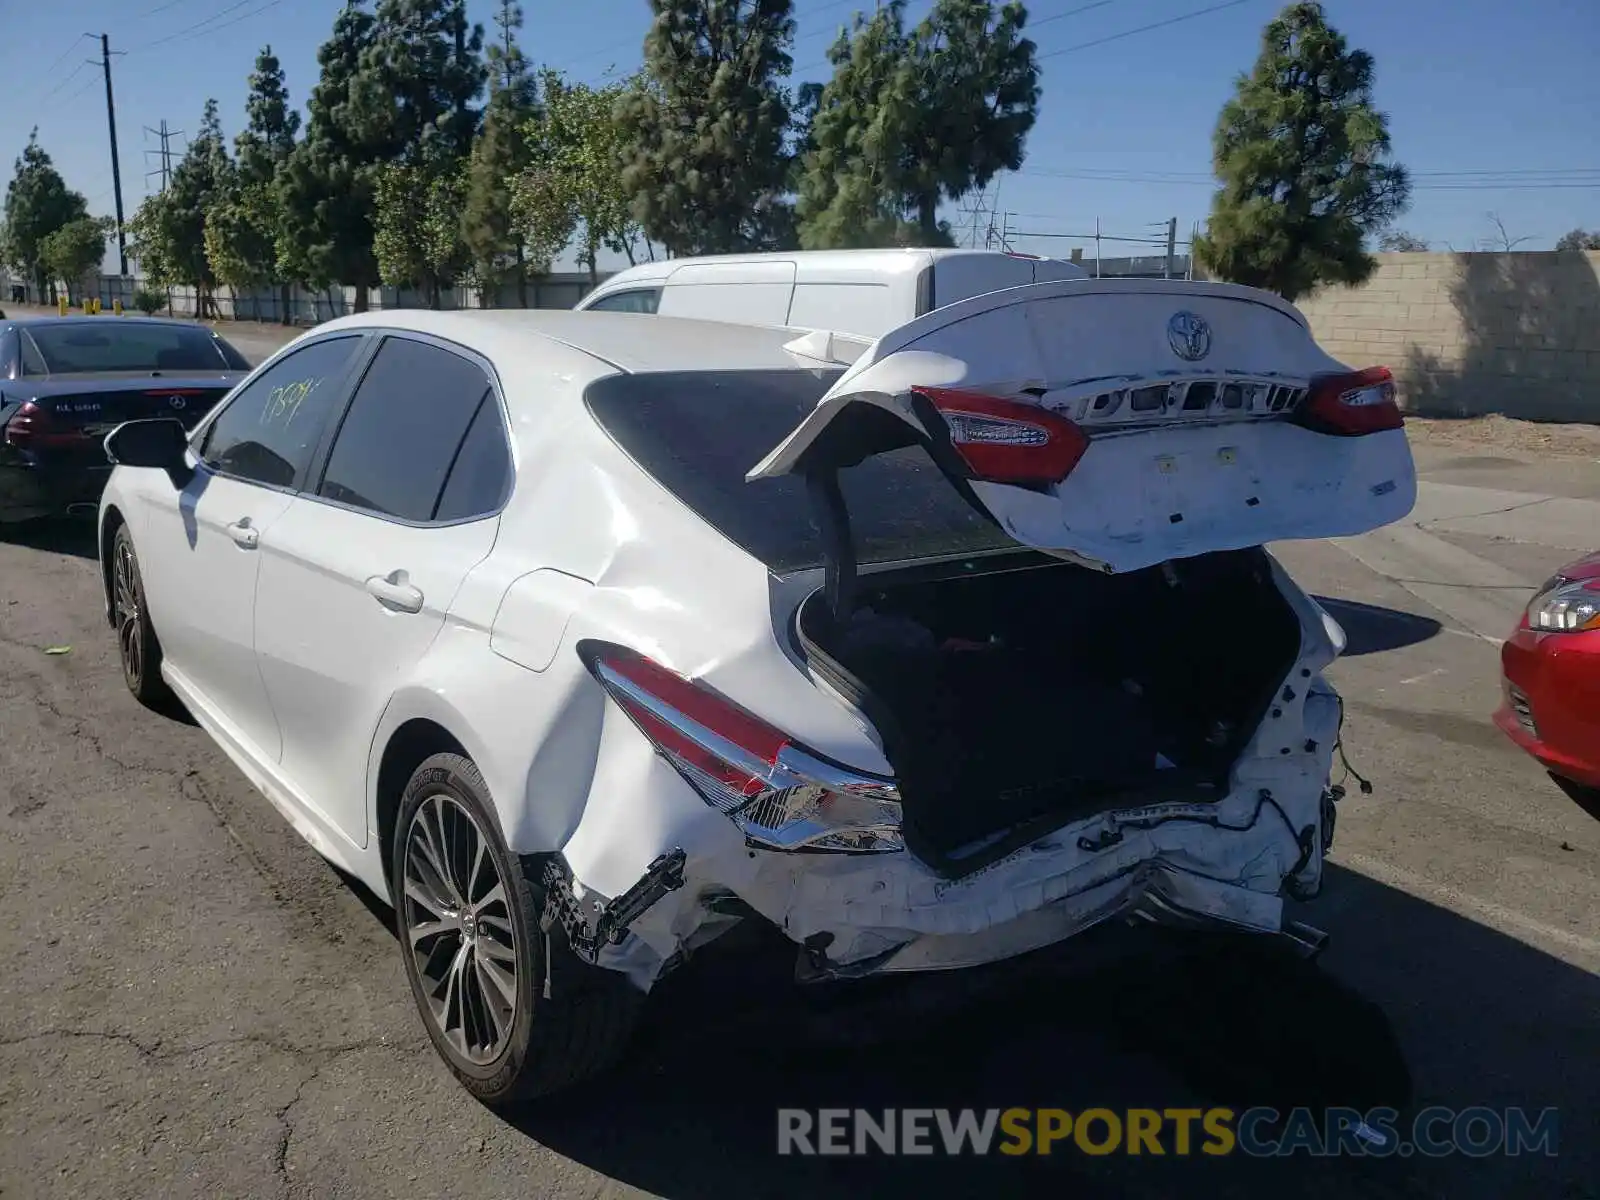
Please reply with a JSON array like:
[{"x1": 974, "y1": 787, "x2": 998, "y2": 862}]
[{"x1": 23, "y1": 322, "x2": 247, "y2": 375}]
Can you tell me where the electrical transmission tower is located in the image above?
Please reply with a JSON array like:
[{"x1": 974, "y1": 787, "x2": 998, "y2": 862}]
[{"x1": 143, "y1": 120, "x2": 184, "y2": 194}]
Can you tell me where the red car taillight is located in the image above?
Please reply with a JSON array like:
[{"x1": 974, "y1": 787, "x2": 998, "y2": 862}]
[
  {"x1": 581, "y1": 642, "x2": 903, "y2": 854},
  {"x1": 1294, "y1": 367, "x2": 1404, "y2": 436},
  {"x1": 3, "y1": 401, "x2": 94, "y2": 449},
  {"x1": 912, "y1": 386, "x2": 1090, "y2": 485}
]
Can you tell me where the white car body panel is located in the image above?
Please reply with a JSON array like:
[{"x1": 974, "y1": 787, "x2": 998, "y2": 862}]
[
  {"x1": 96, "y1": 296, "x2": 1403, "y2": 998},
  {"x1": 748, "y1": 277, "x2": 1418, "y2": 574}
]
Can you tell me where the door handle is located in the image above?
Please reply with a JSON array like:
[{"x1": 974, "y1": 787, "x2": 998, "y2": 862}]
[
  {"x1": 365, "y1": 569, "x2": 424, "y2": 614},
  {"x1": 225, "y1": 519, "x2": 259, "y2": 550}
]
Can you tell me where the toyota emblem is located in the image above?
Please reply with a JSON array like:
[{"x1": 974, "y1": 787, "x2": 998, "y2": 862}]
[
  {"x1": 1166, "y1": 311, "x2": 1212, "y2": 362},
  {"x1": 167, "y1": 395, "x2": 187, "y2": 411}
]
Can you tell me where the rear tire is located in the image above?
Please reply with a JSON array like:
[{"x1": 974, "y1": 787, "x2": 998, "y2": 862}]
[
  {"x1": 391, "y1": 753, "x2": 643, "y2": 1107},
  {"x1": 110, "y1": 525, "x2": 171, "y2": 708}
]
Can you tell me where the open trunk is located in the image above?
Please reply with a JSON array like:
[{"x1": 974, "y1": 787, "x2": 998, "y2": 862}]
[{"x1": 796, "y1": 547, "x2": 1304, "y2": 877}]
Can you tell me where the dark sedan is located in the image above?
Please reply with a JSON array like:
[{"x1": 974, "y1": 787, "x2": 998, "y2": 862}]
[{"x1": 0, "y1": 316, "x2": 251, "y2": 523}]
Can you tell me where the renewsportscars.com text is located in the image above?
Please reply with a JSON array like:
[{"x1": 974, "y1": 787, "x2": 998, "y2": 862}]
[{"x1": 776, "y1": 1106, "x2": 1560, "y2": 1158}]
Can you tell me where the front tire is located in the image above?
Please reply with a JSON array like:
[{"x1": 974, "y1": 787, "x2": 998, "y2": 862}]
[
  {"x1": 391, "y1": 753, "x2": 642, "y2": 1107},
  {"x1": 110, "y1": 525, "x2": 171, "y2": 708}
]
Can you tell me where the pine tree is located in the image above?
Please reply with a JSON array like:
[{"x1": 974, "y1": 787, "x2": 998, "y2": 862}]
[
  {"x1": 463, "y1": 0, "x2": 537, "y2": 305},
  {"x1": 209, "y1": 47, "x2": 300, "y2": 319},
  {"x1": 1193, "y1": 1, "x2": 1410, "y2": 301},
  {"x1": 618, "y1": 0, "x2": 797, "y2": 255},
  {"x1": 132, "y1": 100, "x2": 231, "y2": 316},
  {"x1": 1, "y1": 131, "x2": 89, "y2": 301},
  {"x1": 278, "y1": 1, "x2": 383, "y2": 310},
  {"x1": 796, "y1": 0, "x2": 1039, "y2": 249}
]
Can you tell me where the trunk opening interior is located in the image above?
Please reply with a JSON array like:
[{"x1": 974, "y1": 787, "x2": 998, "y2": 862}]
[{"x1": 795, "y1": 548, "x2": 1305, "y2": 877}]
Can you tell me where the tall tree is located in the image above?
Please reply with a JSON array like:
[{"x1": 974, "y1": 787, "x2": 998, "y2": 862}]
[
  {"x1": 797, "y1": 0, "x2": 1039, "y2": 249},
  {"x1": 1, "y1": 131, "x2": 88, "y2": 300},
  {"x1": 209, "y1": 47, "x2": 301, "y2": 320},
  {"x1": 373, "y1": 159, "x2": 469, "y2": 306},
  {"x1": 618, "y1": 0, "x2": 797, "y2": 255},
  {"x1": 39, "y1": 217, "x2": 113, "y2": 305},
  {"x1": 130, "y1": 100, "x2": 232, "y2": 317},
  {"x1": 1192, "y1": 1, "x2": 1410, "y2": 302},
  {"x1": 277, "y1": 1, "x2": 382, "y2": 311},
  {"x1": 463, "y1": 0, "x2": 537, "y2": 305},
  {"x1": 514, "y1": 72, "x2": 645, "y2": 283}
]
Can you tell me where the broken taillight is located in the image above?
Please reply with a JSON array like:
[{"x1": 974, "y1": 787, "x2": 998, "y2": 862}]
[
  {"x1": 912, "y1": 386, "x2": 1090, "y2": 485},
  {"x1": 580, "y1": 641, "x2": 904, "y2": 854},
  {"x1": 1293, "y1": 367, "x2": 1404, "y2": 436}
]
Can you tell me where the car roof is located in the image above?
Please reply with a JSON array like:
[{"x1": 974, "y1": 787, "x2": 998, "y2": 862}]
[
  {"x1": 311, "y1": 308, "x2": 835, "y2": 376},
  {"x1": 4, "y1": 315, "x2": 225, "y2": 332}
]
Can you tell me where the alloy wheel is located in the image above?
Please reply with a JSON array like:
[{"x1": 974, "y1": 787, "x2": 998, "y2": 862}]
[
  {"x1": 113, "y1": 539, "x2": 143, "y2": 689},
  {"x1": 401, "y1": 794, "x2": 520, "y2": 1065}
]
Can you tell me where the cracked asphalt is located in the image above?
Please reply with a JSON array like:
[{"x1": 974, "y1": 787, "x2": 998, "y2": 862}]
[{"x1": 2, "y1": 444, "x2": 1597, "y2": 1199}]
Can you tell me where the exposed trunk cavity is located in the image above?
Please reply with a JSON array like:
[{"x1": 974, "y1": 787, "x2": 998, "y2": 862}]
[{"x1": 795, "y1": 549, "x2": 1304, "y2": 877}]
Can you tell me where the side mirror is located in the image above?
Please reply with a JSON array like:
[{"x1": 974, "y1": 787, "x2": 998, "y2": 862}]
[{"x1": 105, "y1": 418, "x2": 190, "y2": 473}]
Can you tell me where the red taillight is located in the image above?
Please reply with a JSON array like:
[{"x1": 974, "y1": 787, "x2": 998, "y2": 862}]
[
  {"x1": 599, "y1": 647, "x2": 790, "y2": 799},
  {"x1": 583, "y1": 643, "x2": 904, "y2": 853},
  {"x1": 3, "y1": 401, "x2": 91, "y2": 449},
  {"x1": 1294, "y1": 367, "x2": 1404, "y2": 436},
  {"x1": 912, "y1": 386, "x2": 1090, "y2": 485}
]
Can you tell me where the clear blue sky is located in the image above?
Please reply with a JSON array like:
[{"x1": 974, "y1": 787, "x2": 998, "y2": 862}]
[{"x1": 3, "y1": 0, "x2": 1597, "y2": 271}]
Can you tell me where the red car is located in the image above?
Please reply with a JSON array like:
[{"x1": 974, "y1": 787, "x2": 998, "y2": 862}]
[{"x1": 1494, "y1": 550, "x2": 1600, "y2": 795}]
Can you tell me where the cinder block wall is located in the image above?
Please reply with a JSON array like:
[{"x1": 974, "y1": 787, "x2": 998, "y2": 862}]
[{"x1": 1291, "y1": 251, "x2": 1600, "y2": 423}]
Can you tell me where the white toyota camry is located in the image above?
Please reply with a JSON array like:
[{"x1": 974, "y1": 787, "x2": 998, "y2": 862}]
[{"x1": 95, "y1": 280, "x2": 1415, "y2": 1105}]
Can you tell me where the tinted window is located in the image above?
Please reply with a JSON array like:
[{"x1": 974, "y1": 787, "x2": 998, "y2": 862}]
[
  {"x1": 26, "y1": 322, "x2": 238, "y2": 374},
  {"x1": 434, "y1": 394, "x2": 512, "y2": 522},
  {"x1": 200, "y1": 336, "x2": 363, "y2": 489},
  {"x1": 318, "y1": 337, "x2": 494, "y2": 522},
  {"x1": 584, "y1": 370, "x2": 1014, "y2": 573},
  {"x1": 587, "y1": 288, "x2": 661, "y2": 314}
]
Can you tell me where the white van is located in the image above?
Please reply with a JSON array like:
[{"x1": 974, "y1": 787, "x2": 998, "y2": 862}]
[{"x1": 573, "y1": 248, "x2": 1088, "y2": 339}]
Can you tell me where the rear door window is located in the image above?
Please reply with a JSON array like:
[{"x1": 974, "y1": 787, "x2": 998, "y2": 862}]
[
  {"x1": 584, "y1": 370, "x2": 1013, "y2": 573},
  {"x1": 199, "y1": 335, "x2": 365, "y2": 490},
  {"x1": 317, "y1": 336, "x2": 505, "y2": 523}
]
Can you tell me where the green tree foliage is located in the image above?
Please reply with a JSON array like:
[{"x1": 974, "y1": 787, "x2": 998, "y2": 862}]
[
  {"x1": 130, "y1": 100, "x2": 232, "y2": 316},
  {"x1": 797, "y1": 0, "x2": 1039, "y2": 249},
  {"x1": 1378, "y1": 230, "x2": 1428, "y2": 252},
  {"x1": 39, "y1": 217, "x2": 113, "y2": 303},
  {"x1": 364, "y1": 0, "x2": 485, "y2": 301},
  {"x1": 464, "y1": 0, "x2": 538, "y2": 304},
  {"x1": 1555, "y1": 228, "x2": 1600, "y2": 251},
  {"x1": 1192, "y1": 1, "x2": 1410, "y2": 302},
  {"x1": 209, "y1": 47, "x2": 301, "y2": 318},
  {"x1": 373, "y1": 158, "x2": 470, "y2": 305},
  {"x1": 618, "y1": 0, "x2": 797, "y2": 255},
  {"x1": 277, "y1": 1, "x2": 383, "y2": 306},
  {"x1": 513, "y1": 72, "x2": 645, "y2": 282},
  {"x1": 1, "y1": 131, "x2": 88, "y2": 299}
]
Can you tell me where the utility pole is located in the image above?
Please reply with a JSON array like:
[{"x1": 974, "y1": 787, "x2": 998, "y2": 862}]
[
  {"x1": 92, "y1": 33, "x2": 128, "y2": 276},
  {"x1": 1164, "y1": 216, "x2": 1178, "y2": 280}
]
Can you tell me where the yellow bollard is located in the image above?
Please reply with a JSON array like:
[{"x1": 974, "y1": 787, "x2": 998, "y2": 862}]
[
  {"x1": 58, "y1": 296, "x2": 68, "y2": 316},
  {"x1": 113, "y1": 299, "x2": 122, "y2": 316}
]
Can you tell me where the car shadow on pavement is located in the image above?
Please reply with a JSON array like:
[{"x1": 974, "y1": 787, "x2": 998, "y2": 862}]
[
  {"x1": 502, "y1": 862, "x2": 1596, "y2": 1200},
  {"x1": 1312, "y1": 596, "x2": 1443, "y2": 656},
  {"x1": 1548, "y1": 774, "x2": 1600, "y2": 824},
  {"x1": 0, "y1": 516, "x2": 99, "y2": 561}
]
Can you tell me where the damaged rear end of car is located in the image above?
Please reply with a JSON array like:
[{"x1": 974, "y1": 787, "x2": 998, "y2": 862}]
[{"x1": 546, "y1": 278, "x2": 1414, "y2": 991}]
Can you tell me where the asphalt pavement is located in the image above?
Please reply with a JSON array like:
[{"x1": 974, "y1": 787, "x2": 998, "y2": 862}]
[{"x1": 0, "y1": 331, "x2": 1596, "y2": 1198}]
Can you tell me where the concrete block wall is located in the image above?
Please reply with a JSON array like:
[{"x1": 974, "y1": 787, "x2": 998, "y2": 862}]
[{"x1": 1292, "y1": 251, "x2": 1600, "y2": 423}]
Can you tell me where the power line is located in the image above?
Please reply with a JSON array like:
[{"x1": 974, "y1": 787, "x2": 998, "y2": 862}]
[
  {"x1": 128, "y1": 0, "x2": 263, "y2": 52},
  {"x1": 1038, "y1": 0, "x2": 1253, "y2": 61},
  {"x1": 37, "y1": 33, "x2": 92, "y2": 81}
]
